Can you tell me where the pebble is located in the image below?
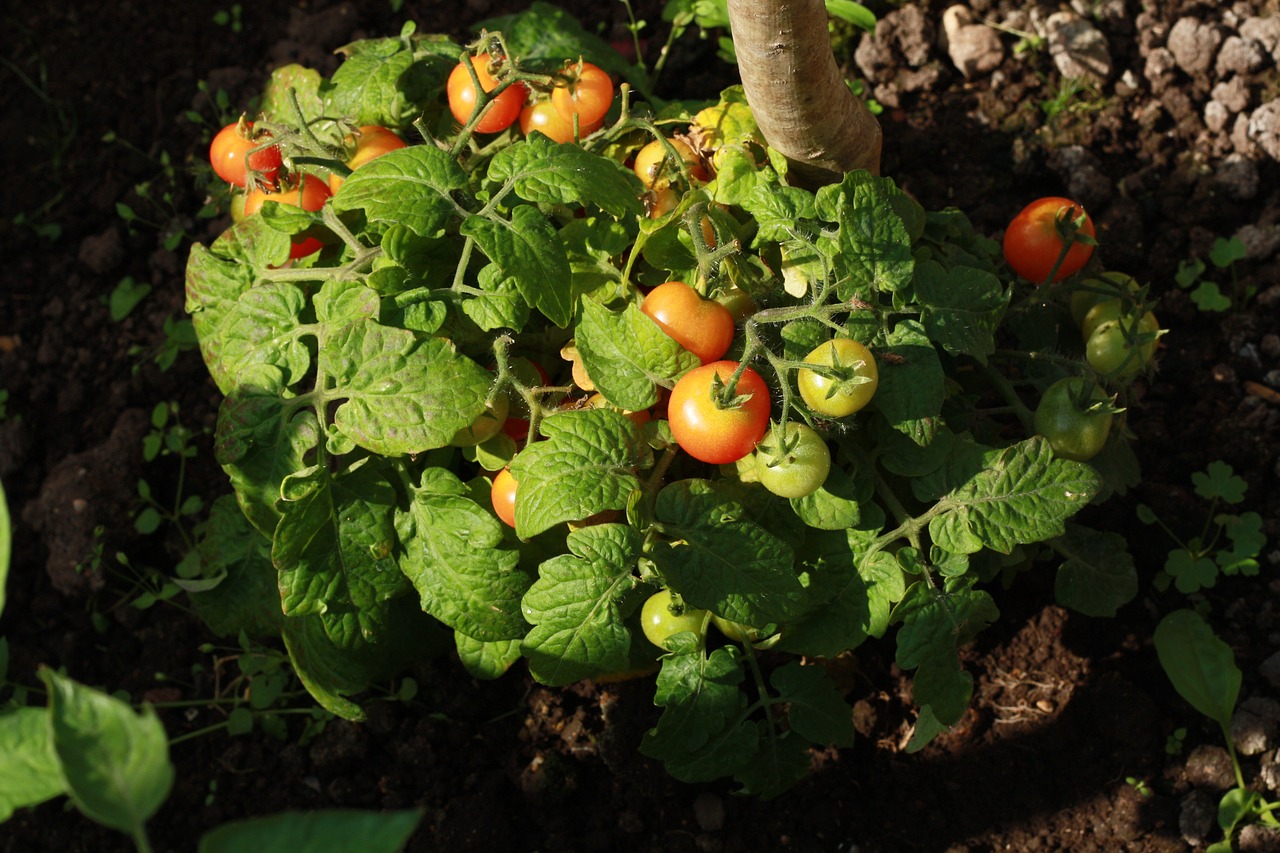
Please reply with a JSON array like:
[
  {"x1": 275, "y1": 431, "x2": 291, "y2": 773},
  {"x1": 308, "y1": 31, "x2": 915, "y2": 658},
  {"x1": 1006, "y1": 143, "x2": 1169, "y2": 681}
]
[
  {"x1": 1184, "y1": 743, "x2": 1236, "y2": 790},
  {"x1": 1217, "y1": 35, "x2": 1270, "y2": 76},
  {"x1": 1248, "y1": 100, "x2": 1280, "y2": 160},
  {"x1": 1233, "y1": 697, "x2": 1280, "y2": 756},
  {"x1": 1240, "y1": 16, "x2": 1280, "y2": 63},
  {"x1": 941, "y1": 6, "x2": 1005, "y2": 79},
  {"x1": 1211, "y1": 76, "x2": 1253, "y2": 114},
  {"x1": 1167, "y1": 17, "x2": 1224, "y2": 75},
  {"x1": 1213, "y1": 152, "x2": 1260, "y2": 199},
  {"x1": 1179, "y1": 789, "x2": 1217, "y2": 846},
  {"x1": 1045, "y1": 11, "x2": 1112, "y2": 81}
]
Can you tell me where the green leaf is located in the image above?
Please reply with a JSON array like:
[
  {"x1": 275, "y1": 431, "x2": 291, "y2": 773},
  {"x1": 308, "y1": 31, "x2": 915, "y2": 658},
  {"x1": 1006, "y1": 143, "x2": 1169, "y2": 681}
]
[
  {"x1": 487, "y1": 134, "x2": 643, "y2": 219},
  {"x1": 1052, "y1": 524, "x2": 1138, "y2": 617},
  {"x1": 1190, "y1": 280, "x2": 1231, "y2": 312},
  {"x1": 825, "y1": 0, "x2": 876, "y2": 30},
  {"x1": 397, "y1": 468, "x2": 528, "y2": 641},
  {"x1": 819, "y1": 170, "x2": 914, "y2": 298},
  {"x1": 913, "y1": 260, "x2": 1008, "y2": 364},
  {"x1": 930, "y1": 437, "x2": 1100, "y2": 555},
  {"x1": 109, "y1": 276, "x2": 151, "y2": 321},
  {"x1": 875, "y1": 319, "x2": 945, "y2": 446},
  {"x1": 322, "y1": 322, "x2": 491, "y2": 455},
  {"x1": 1153, "y1": 609, "x2": 1240, "y2": 730},
  {"x1": 1217, "y1": 788, "x2": 1261, "y2": 837},
  {"x1": 454, "y1": 634, "x2": 522, "y2": 680},
  {"x1": 0, "y1": 707, "x2": 64, "y2": 821},
  {"x1": 1192, "y1": 461, "x2": 1247, "y2": 504},
  {"x1": 461, "y1": 206, "x2": 573, "y2": 327},
  {"x1": 186, "y1": 496, "x2": 282, "y2": 638},
  {"x1": 477, "y1": 2, "x2": 632, "y2": 78},
  {"x1": 461, "y1": 264, "x2": 529, "y2": 332},
  {"x1": 509, "y1": 409, "x2": 646, "y2": 538},
  {"x1": 274, "y1": 461, "x2": 410, "y2": 648},
  {"x1": 1166, "y1": 549, "x2": 1219, "y2": 594},
  {"x1": 199, "y1": 808, "x2": 423, "y2": 853},
  {"x1": 640, "y1": 646, "x2": 757, "y2": 782},
  {"x1": 521, "y1": 524, "x2": 642, "y2": 685},
  {"x1": 259, "y1": 64, "x2": 324, "y2": 125},
  {"x1": 203, "y1": 281, "x2": 311, "y2": 396},
  {"x1": 771, "y1": 662, "x2": 855, "y2": 747},
  {"x1": 575, "y1": 299, "x2": 700, "y2": 411},
  {"x1": 325, "y1": 34, "x2": 448, "y2": 128},
  {"x1": 788, "y1": 463, "x2": 871, "y2": 531},
  {"x1": 332, "y1": 146, "x2": 467, "y2": 238},
  {"x1": 1218, "y1": 512, "x2": 1264, "y2": 576},
  {"x1": 733, "y1": 728, "x2": 813, "y2": 799},
  {"x1": 651, "y1": 480, "x2": 805, "y2": 627},
  {"x1": 1209, "y1": 236, "x2": 1247, "y2": 268},
  {"x1": 39, "y1": 669, "x2": 174, "y2": 837}
]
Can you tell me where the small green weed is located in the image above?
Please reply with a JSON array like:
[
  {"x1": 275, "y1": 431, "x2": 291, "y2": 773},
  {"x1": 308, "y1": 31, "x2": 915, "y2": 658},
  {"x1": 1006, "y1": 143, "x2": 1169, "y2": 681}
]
[{"x1": 1175, "y1": 236, "x2": 1251, "y2": 312}]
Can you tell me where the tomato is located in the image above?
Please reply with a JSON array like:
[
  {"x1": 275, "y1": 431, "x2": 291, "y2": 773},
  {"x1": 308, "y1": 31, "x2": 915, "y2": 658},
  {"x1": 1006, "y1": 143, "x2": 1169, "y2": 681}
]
[
  {"x1": 755, "y1": 422, "x2": 831, "y2": 499},
  {"x1": 797, "y1": 339, "x2": 878, "y2": 417},
  {"x1": 490, "y1": 467, "x2": 518, "y2": 528},
  {"x1": 209, "y1": 120, "x2": 282, "y2": 189},
  {"x1": 519, "y1": 101, "x2": 576, "y2": 143},
  {"x1": 640, "y1": 588, "x2": 707, "y2": 650},
  {"x1": 1070, "y1": 272, "x2": 1139, "y2": 328},
  {"x1": 327, "y1": 125, "x2": 407, "y2": 193},
  {"x1": 1002, "y1": 196, "x2": 1095, "y2": 284},
  {"x1": 640, "y1": 280, "x2": 735, "y2": 365},
  {"x1": 1085, "y1": 310, "x2": 1159, "y2": 378},
  {"x1": 447, "y1": 55, "x2": 528, "y2": 134},
  {"x1": 551, "y1": 61, "x2": 614, "y2": 128},
  {"x1": 633, "y1": 137, "x2": 707, "y2": 188},
  {"x1": 711, "y1": 614, "x2": 760, "y2": 644},
  {"x1": 1033, "y1": 377, "x2": 1115, "y2": 462},
  {"x1": 451, "y1": 391, "x2": 510, "y2": 446},
  {"x1": 668, "y1": 360, "x2": 771, "y2": 464},
  {"x1": 242, "y1": 174, "x2": 333, "y2": 258}
]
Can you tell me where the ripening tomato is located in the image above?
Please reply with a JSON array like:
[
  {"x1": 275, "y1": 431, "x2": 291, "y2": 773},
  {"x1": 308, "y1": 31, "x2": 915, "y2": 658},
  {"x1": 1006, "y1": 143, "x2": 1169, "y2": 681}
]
[
  {"x1": 1033, "y1": 377, "x2": 1115, "y2": 461},
  {"x1": 491, "y1": 467, "x2": 519, "y2": 527},
  {"x1": 633, "y1": 137, "x2": 707, "y2": 188},
  {"x1": 755, "y1": 421, "x2": 832, "y2": 499},
  {"x1": 551, "y1": 61, "x2": 614, "y2": 127},
  {"x1": 327, "y1": 125, "x2": 407, "y2": 193},
  {"x1": 242, "y1": 174, "x2": 333, "y2": 258},
  {"x1": 1002, "y1": 197, "x2": 1095, "y2": 284},
  {"x1": 518, "y1": 100, "x2": 602, "y2": 143},
  {"x1": 640, "y1": 281, "x2": 735, "y2": 365},
  {"x1": 796, "y1": 339, "x2": 878, "y2": 417},
  {"x1": 447, "y1": 55, "x2": 528, "y2": 134},
  {"x1": 450, "y1": 392, "x2": 510, "y2": 447},
  {"x1": 640, "y1": 588, "x2": 707, "y2": 650},
  {"x1": 209, "y1": 120, "x2": 282, "y2": 189},
  {"x1": 668, "y1": 360, "x2": 771, "y2": 464}
]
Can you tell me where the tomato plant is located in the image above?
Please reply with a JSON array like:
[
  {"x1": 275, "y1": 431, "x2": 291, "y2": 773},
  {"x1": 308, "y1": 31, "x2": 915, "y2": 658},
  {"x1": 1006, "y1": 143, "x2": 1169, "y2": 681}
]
[
  {"x1": 209, "y1": 120, "x2": 282, "y2": 189},
  {"x1": 667, "y1": 361, "x2": 771, "y2": 464},
  {"x1": 327, "y1": 125, "x2": 407, "y2": 192},
  {"x1": 640, "y1": 281, "x2": 735, "y2": 364},
  {"x1": 242, "y1": 174, "x2": 332, "y2": 258},
  {"x1": 640, "y1": 588, "x2": 707, "y2": 649},
  {"x1": 1085, "y1": 309, "x2": 1160, "y2": 378},
  {"x1": 490, "y1": 467, "x2": 519, "y2": 528},
  {"x1": 796, "y1": 338, "x2": 878, "y2": 417},
  {"x1": 1033, "y1": 377, "x2": 1115, "y2": 462},
  {"x1": 519, "y1": 100, "x2": 579, "y2": 144},
  {"x1": 633, "y1": 137, "x2": 706, "y2": 188},
  {"x1": 755, "y1": 421, "x2": 831, "y2": 498},
  {"x1": 447, "y1": 54, "x2": 528, "y2": 134},
  {"x1": 551, "y1": 60, "x2": 614, "y2": 127},
  {"x1": 1002, "y1": 196, "x2": 1095, "y2": 284}
]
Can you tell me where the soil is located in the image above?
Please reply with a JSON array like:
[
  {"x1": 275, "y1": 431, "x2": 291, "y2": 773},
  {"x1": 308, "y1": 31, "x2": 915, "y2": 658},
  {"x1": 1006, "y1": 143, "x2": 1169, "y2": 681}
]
[{"x1": 2, "y1": 0, "x2": 1280, "y2": 851}]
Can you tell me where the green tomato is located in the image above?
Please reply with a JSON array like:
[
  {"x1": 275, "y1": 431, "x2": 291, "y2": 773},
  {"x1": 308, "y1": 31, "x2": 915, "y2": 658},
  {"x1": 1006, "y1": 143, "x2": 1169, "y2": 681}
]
[
  {"x1": 797, "y1": 338, "x2": 878, "y2": 417},
  {"x1": 755, "y1": 421, "x2": 831, "y2": 499},
  {"x1": 1070, "y1": 272, "x2": 1139, "y2": 328},
  {"x1": 640, "y1": 589, "x2": 707, "y2": 650},
  {"x1": 711, "y1": 614, "x2": 760, "y2": 644},
  {"x1": 1033, "y1": 377, "x2": 1115, "y2": 461},
  {"x1": 1086, "y1": 311, "x2": 1159, "y2": 378}
]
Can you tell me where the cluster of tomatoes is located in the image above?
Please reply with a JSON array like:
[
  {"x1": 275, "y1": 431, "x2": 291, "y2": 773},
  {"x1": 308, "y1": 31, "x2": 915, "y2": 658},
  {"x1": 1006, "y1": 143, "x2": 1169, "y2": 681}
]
[
  {"x1": 1003, "y1": 197, "x2": 1163, "y2": 462},
  {"x1": 209, "y1": 119, "x2": 407, "y2": 259},
  {"x1": 446, "y1": 54, "x2": 615, "y2": 143}
]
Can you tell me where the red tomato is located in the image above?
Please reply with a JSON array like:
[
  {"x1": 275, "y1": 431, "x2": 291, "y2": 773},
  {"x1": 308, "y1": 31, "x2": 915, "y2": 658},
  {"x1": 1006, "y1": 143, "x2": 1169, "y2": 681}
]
[
  {"x1": 328, "y1": 125, "x2": 407, "y2": 193},
  {"x1": 491, "y1": 467, "x2": 518, "y2": 527},
  {"x1": 243, "y1": 174, "x2": 332, "y2": 258},
  {"x1": 1002, "y1": 197, "x2": 1095, "y2": 284},
  {"x1": 667, "y1": 361, "x2": 771, "y2": 464},
  {"x1": 447, "y1": 55, "x2": 528, "y2": 134},
  {"x1": 209, "y1": 120, "x2": 282, "y2": 189},
  {"x1": 640, "y1": 281, "x2": 735, "y2": 365},
  {"x1": 551, "y1": 61, "x2": 614, "y2": 127}
]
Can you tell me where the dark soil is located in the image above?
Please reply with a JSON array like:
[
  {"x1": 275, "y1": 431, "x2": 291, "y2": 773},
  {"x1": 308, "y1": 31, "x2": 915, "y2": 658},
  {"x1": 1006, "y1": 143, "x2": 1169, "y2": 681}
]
[{"x1": 3, "y1": 1, "x2": 1280, "y2": 851}]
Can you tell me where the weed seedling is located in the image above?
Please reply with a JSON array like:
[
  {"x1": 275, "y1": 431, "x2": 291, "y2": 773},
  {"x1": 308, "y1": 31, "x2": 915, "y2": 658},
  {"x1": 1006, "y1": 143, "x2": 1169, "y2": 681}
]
[{"x1": 1176, "y1": 236, "x2": 1251, "y2": 312}]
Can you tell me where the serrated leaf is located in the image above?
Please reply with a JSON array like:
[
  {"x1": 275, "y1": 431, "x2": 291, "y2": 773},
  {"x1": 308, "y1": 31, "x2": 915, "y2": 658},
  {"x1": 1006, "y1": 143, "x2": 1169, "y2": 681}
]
[
  {"x1": 454, "y1": 633, "x2": 523, "y2": 680},
  {"x1": 874, "y1": 319, "x2": 944, "y2": 446},
  {"x1": 274, "y1": 461, "x2": 410, "y2": 647},
  {"x1": 477, "y1": 2, "x2": 632, "y2": 78},
  {"x1": 322, "y1": 322, "x2": 491, "y2": 455},
  {"x1": 201, "y1": 281, "x2": 311, "y2": 396},
  {"x1": 913, "y1": 260, "x2": 1008, "y2": 364},
  {"x1": 1192, "y1": 461, "x2": 1247, "y2": 504},
  {"x1": 651, "y1": 480, "x2": 805, "y2": 627},
  {"x1": 521, "y1": 524, "x2": 641, "y2": 685},
  {"x1": 332, "y1": 146, "x2": 467, "y2": 238},
  {"x1": 487, "y1": 134, "x2": 643, "y2": 219},
  {"x1": 734, "y1": 728, "x2": 813, "y2": 799},
  {"x1": 776, "y1": 541, "x2": 902, "y2": 658},
  {"x1": 461, "y1": 264, "x2": 529, "y2": 332},
  {"x1": 788, "y1": 463, "x2": 870, "y2": 531},
  {"x1": 1052, "y1": 524, "x2": 1138, "y2": 617},
  {"x1": 259, "y1": 63, "x2": 324, "y2": 124},
  {"x1": 1153, "y1": 609, "x2": 1240, "y2": 730},
  {"x1": 575, "y1": 299, "x2": 700, "y2": 411},
  {"x1": 199, "y1": 808, "x2": 423, "y2": 853},
  {"x1": 930, "y1": 437, "x2": 1100, "y2": 555},
  {"x1": 640, "y1": 646, "x2": 757, "y2": 782},
  {"x1": 772, "y1": 662, "x2": 854, "y2": 747},
  {"x1": 509, "y1": 409, "x2": 645, "y2": 538},
  {"x1": 40, "y1": 669, "x2": 174, "y2": 836},
  {"x1": 818, "y1": 171, "x2": 914, "y2": 298},
  {"x1": 461, "y1": 206, "x2": 573, "y2": 327},
  {"x1": 0, "y1": 707, "x2": 64, "y2": 821},
  {"x1": 325, "y1": 36, "x2": 448, "y2": 128},
  {"x1": 186, "y1": 496, "x2": 282, "y2": 638},
  {"x1": 398, "y1": 468, "x2": 528, "y2": 641}
]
